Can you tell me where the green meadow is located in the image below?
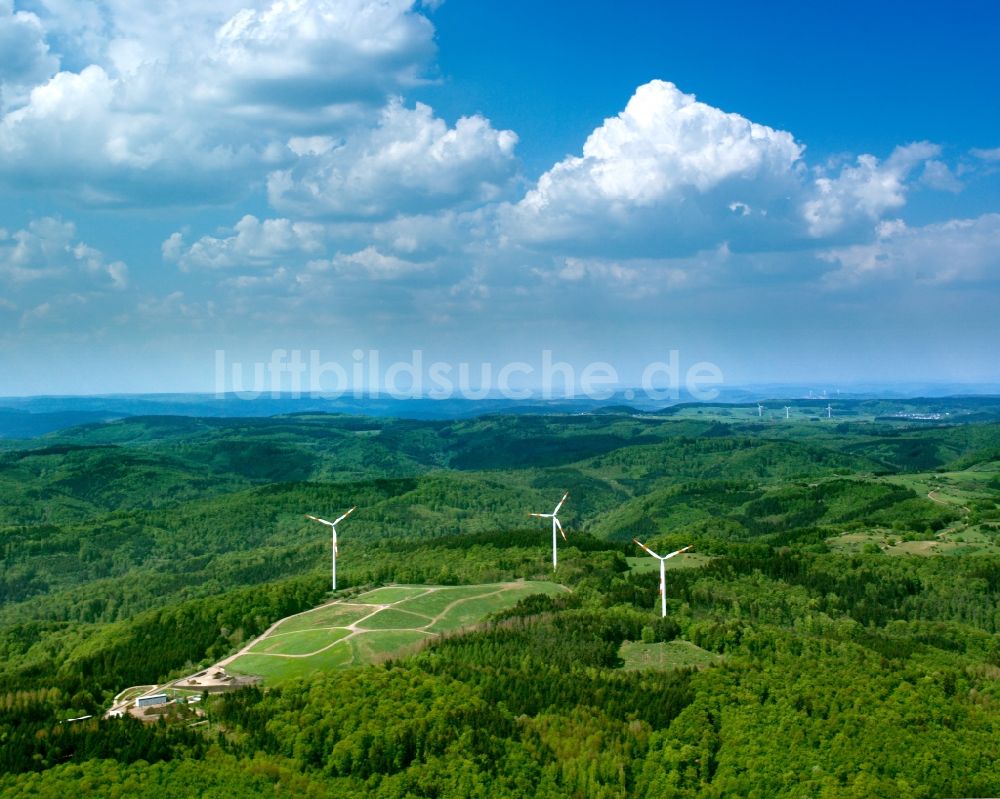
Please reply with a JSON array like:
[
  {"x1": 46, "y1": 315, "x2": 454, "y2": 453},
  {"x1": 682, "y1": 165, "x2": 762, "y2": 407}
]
[{"x1": 227, "y1": 581, "x2": 566, "y2": 684}]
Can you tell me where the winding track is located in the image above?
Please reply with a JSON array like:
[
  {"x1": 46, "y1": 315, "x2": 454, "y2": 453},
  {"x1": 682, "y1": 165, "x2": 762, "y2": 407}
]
[
  {"x1": 106, "y1": 581, "x2": 567, "y2": 716},
  {"x1": 927, "y1": 490, "x2": 971, "y2": 514},
  {"x1": 229, "y1": 583, "x2": 523, "y2": 661}
]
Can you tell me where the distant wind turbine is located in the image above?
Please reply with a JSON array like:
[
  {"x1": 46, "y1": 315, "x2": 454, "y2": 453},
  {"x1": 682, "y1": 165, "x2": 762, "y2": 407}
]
[
  {"x1": 785, "y1": 406, "x2": 791, "y2": 419},
  {"x1": 306, "y1": 507, "x2": 356, "y2": 591},
  {"x1": 827, "y1": 403, "x2": 833, "y2": 419},
  {"x1": 757, "y1": 403, "x2": 764, "y2": 418},
  {"x1": 530, "y1": 492, "x2": 569, "y2": 570},
  {"x1": 633, "y1": 540, "x2": 692, "y2": 617}
]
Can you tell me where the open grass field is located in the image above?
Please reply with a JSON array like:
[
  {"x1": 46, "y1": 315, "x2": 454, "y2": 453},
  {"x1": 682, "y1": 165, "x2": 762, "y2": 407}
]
[
  {"x1": 426, "y1": 582, "x2": 566, "y2": 633},
  {"x1": 248, "y1": 628, "x2": 350, "y2": 655},
  {"x1": 660, "y1": 405, "x2": 875, "y2": 424},
  {"x1": 361, "y1": 608, "x2": 434, "y2": 630},
  {"x1": 626, "y1": 552, "x2": 712, "y2": 573},
  {"x1": 826, "y1": 528, "x2": 1000, "y2": 557},
  {"x1": 619, "y1": 639, "x2": 721, "y2": 671},
  {"x1": 228, "y1": 644, "x2": 355, "y2": 683},
  {"x1": 227, "y1": 580, "x2": 567, "y2": 684},
  {"x1": 885, "y1": 469, "x2": 997, "y2": 510},
  {"x1": 823, "y1": 464, "x2": 1000, "y2": 557},
  {"x1": 396, "y1": 584, "x2": 504, "y2": 616},
  {"x1": 276, "y1": 603, "x2": 375, "y2": 633},
  {"x1": 347, "y1": 630, "x2": 433, "y2": 665},
  {"x1": 353, "y1": 586, "x2": 433, "y2": 604}
]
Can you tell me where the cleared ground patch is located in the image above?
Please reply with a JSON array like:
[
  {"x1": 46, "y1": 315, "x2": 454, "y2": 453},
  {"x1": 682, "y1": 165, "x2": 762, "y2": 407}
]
[
  {"x1": 362, "y1": 608, "x2": 433, "y2": 630},
  {"x1": 619, "y1": 639, "x2": 720, "y2": 671},
  {"x1": 248, "y1": 628, "x2": 350, "y2": 656},
  {"x1": 626, "y1": 552, "x2": 711, "y2": 573},
  {"x1": 229, "y1": 644, "x2": 354, "y2": 684},
  {"x1": 225, "y1": 581, "x2": 568, "y2": 684},
  {"x1": 826, "y1": 528, "x2": 1000, "y2": 557},
  {"x1": 353, "y1": 586, "x2": 433, "y2": 604},
  {"x1": 394, "y1": 585, "x2": 497, "y2": 617},
  {"x1": 427, "y1": 582, "x2": 565, "y2": 633},
  {"x1": 276, "y1": 603, "x2": 374, "y2": 633},
  {"x1": 349, "y1": 630, "x2": 433, "y2": 665}
]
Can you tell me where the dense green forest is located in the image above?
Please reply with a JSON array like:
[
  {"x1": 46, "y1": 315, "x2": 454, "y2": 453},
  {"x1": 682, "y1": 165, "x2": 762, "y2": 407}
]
[{"x1": 0, "y1": 406, "x2": 998, "y2": 797}]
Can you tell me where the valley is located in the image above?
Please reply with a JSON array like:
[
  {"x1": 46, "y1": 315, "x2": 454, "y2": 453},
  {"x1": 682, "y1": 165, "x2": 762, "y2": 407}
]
[{"x1": 0, "y1": 402, "x2": 997, "y2": 797}]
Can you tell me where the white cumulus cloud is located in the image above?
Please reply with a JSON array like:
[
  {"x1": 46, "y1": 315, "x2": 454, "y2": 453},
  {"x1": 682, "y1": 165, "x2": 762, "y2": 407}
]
[
  {"x1": 165, "y1": 215, "x2": 326, "y2": 271},
  {"x1": 803, "y1": 142, "x2": 940, "y2": 237},
  {"x1": 503, "y1": 80, "x2": 944, "y2": 257},
  {"x1": 269, "y1": 99, "x2": 519, "y2": 218},
  {"x1": 0, "y1": 216, "x2": 127, "y2": 287},
  {"x1": 0, "y1": 0, "x2": 439, "y2": 203},
  {"x1": 970, "y1": 146, "x2": 1000, "y2": 162},
  {"x1": 819, "y1": 213, "x2": 1000, "y2": 287},
  {"x1": 212, "y1": 0, "x2": 435, "y2": 118},
  {"x1": 504, "y1": 80, "x2": 805, "y2": 254},
  {"x1": 0, "y1": 2, "x2": 59, "y2": 109},
  {"x1": 308, "y1": 245, "x2": 431, "y2": 280}
]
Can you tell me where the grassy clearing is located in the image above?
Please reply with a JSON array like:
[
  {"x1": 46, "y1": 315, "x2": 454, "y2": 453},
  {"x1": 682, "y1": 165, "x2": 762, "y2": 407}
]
[
  {"x1": 248, "y1": 628, "x2": 349, "y2": 656},
  {"x1": 626, "y1": 552, "x2": 711, "y2": 573},
  {"x1": 274, "y1": 603, "x2": 374, "y2": 633},
  {"x1": 361, "y1": 608, "x2": 433, "y2": 630},
  {"x1": 426, "y1": 582, "x2": 565, "y2": 633},
  {"x1": 826, "y1": 527, "x2": 1000, "y2": 557},
  {"x1": 394, "y1": 585, "x2": 500, "y2": 617},
  {"x1": 353, "y1": 586, "x2": 434, "y2": 604},
  {"x1": 229, "y1": 644, "x2": 354, "y2": 685},
  {"x1": 619, "y1": 639, "x2": 720, "y2": 671},
  {"x1": 349, "y1": 630, "x2": 433, "y2": 664},
  {"x1": 224, "y1": 581, "x2": 568, "y2": 683},
  {"x1": 885, "y1": 467, "x2": 999, "y2": 509},
  {"x1": 426, "y1": 595, "x2": 505, "y2": 633}
]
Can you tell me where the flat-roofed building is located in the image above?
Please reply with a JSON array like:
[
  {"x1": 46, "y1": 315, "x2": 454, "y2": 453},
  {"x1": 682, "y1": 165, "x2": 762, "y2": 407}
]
[{"x1": 136, "y1": 694, "x2": 168, "y2": 708}]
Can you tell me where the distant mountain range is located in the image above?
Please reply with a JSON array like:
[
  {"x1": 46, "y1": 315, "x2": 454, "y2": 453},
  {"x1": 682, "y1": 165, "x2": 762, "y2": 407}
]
[{"x1": 1, "y1": 388, "x2": 999, "y2": 439}]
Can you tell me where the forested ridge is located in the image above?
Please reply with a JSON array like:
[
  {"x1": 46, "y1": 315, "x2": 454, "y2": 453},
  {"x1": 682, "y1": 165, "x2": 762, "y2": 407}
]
[{"x1": 0, "y1": 408, "x2": 998, "y2": 797}]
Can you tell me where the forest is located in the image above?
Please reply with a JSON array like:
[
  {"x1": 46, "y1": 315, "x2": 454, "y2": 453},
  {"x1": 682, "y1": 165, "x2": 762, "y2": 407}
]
[{"x1": 0, "y1": 403, "x2": 997, "y2": 797}]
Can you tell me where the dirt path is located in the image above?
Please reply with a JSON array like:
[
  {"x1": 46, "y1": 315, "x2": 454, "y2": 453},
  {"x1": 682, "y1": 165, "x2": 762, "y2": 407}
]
[
  {"x1": 225, "y1": 588, "x2": 439, "y2": 661},
  {"x1": 215, "y1": 588, "x2": 432, "y2": 664},
  {"x1": 107, "y1": 582, "x2": 569, "y2": 713},
  {"x1": 230, "y1": 582, "x2": 556, "y2": 661},
  {"x1": 927, "y1": 490, "x2": 971, "y2": 514}
]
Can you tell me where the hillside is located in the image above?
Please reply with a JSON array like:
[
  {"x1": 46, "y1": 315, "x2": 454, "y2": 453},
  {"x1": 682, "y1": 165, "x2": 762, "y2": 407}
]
[{"x1": 0, "y1": 407, "x2": 998, "y2": 797}]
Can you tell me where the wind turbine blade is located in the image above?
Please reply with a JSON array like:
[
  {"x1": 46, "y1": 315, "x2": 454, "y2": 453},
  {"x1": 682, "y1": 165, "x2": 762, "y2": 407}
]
[
  {"x1": 333, "y1": 506, "x2": 357, "y2": 525},
  {"x1": 529, "y1": 512, "x2": 551, "y2": 518},
  {"x1": 306, "y1": 515, "x2": 333, "y2": 526},
  {"x1": 633, "y1": 538, "x2": 662, "y2": 559},
  {"x1": 555, "y1": 517, "x2": 567, "y2": 541},
  {"x1": 663, "y1": 544, "x2": 693, "y2": 560},
  {"x1": 553, "y1": 492, "x2": 569, "y2": 514}
]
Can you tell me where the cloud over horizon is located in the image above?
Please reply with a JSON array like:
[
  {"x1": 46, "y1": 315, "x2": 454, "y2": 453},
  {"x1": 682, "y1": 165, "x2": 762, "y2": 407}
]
[{"x1": 0, "y1": 1, "x2": 997, "y2": 392}]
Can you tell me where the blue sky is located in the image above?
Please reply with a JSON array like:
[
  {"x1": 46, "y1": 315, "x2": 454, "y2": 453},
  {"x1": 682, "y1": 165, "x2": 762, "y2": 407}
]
[{"x1": 1, "y1": 0, "x2": 998, "y2": 395}]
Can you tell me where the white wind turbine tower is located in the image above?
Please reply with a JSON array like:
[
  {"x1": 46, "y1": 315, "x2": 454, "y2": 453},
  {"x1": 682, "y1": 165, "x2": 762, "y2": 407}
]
[
  {"x1": 757, "y1": 403, "x2": 764, "y2": 418},
  {"x1": 530, "y1": 492, "x2": 569, "y2": 570},
  {"x1": 827, "y1": 403, "x2": 833, "y2": 419},
  {"x1": 633, "y1": 539, "x2": 692, "y2": 617},
  {"x1": 306, "y1": 507, "x2": 356, "y2": 591},
  {"x1": 785, "y1": 406, "x2": 791, "y2": 419}
]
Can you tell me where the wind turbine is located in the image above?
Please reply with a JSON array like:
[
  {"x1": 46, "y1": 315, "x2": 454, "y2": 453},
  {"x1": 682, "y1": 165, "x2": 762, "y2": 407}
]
[
  {"x1": 784, "y1": 406, "x2": 791, "y2": 419},
  {"x1": 530, "y1": 492, "x2": 569, "y2": 570},
  {"x1": 306, "y1": 507, "x2": 356, "y2": 590},
  {"x1": 633, "y1": 539, "x2": 692, "y2": 617},
  {"x1": 826, "y1": 403, "x2": 833, "y2": 419},
  {"x1": 757, "y1": 403, "x2": 764, "y2": 418}
]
